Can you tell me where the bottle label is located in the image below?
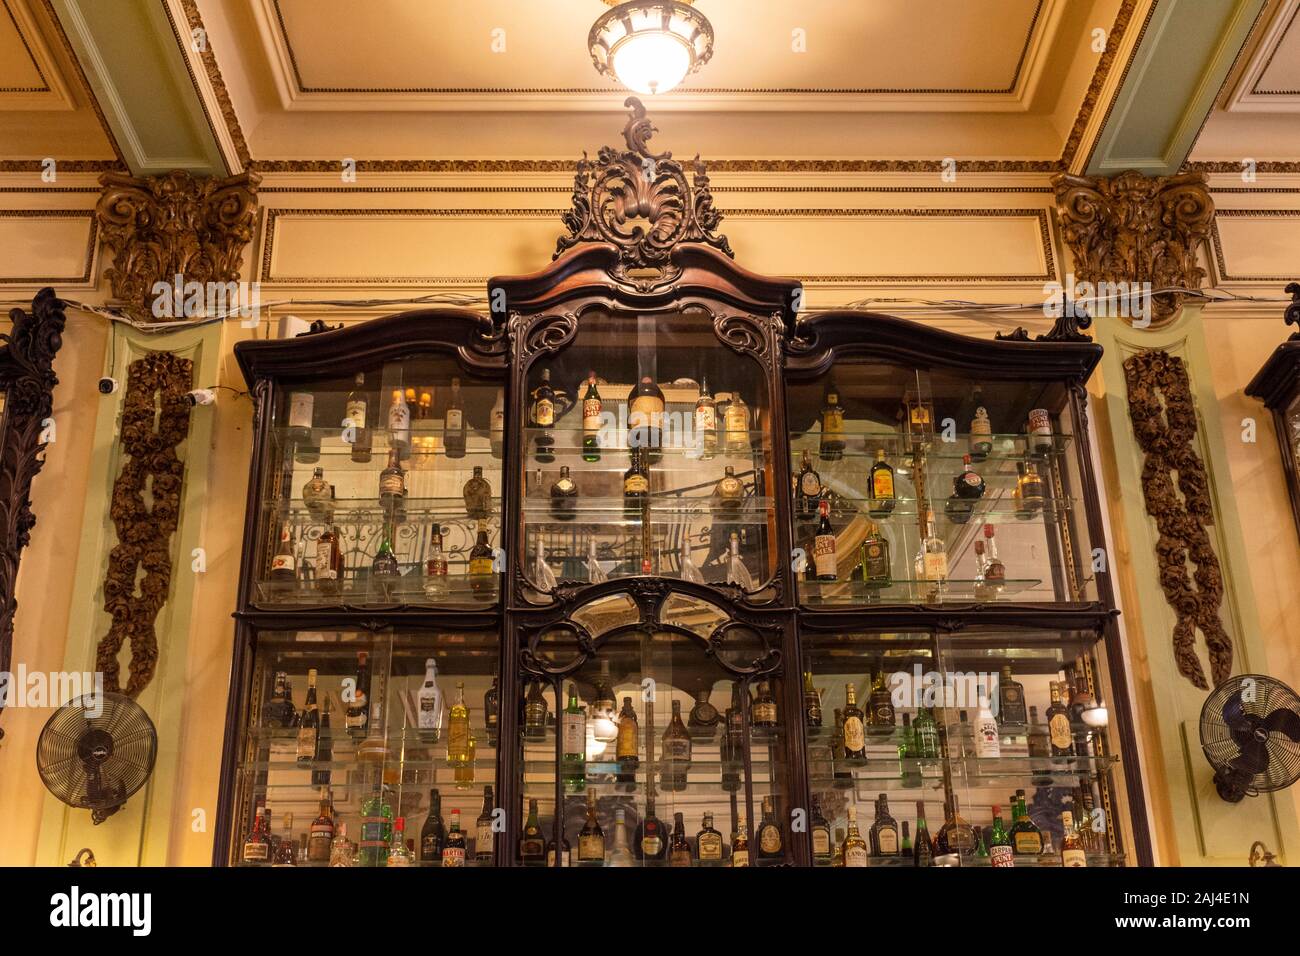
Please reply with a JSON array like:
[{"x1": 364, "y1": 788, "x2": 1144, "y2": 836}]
[
  {"x1": 379, "y1": 472, "x2": 404, "y2": 494},
  {"x1": 476, "y1": 822, "x2": 493, "y2": 854},
  {"x1": 271, "y1": 553, "x2": 295, "y2": 574},
  {"x1": 421, "y1": 835, "x2": 441, "y2": 860},
  {"x1": 345, "y1": 399, "x2": 366, "y2": 429},
  {"x1": 695, "y1": 404, "x2": 715, "y2": 431},
  {"x1": 812, "y1": 827, "x2": 830, "y2": 857},
  {"x1": 1013, "y1": 832, "x2": 1042, "y2": 854},
  {"x1": 1049, "y1": 714, "x2": 1072, "y2": 750},
  {"x1": 843, "y1": 716, "x2": 866, "y2": 752},
  {"x1": 990, "y1": 844, "x2": 1015, "y2": 867},
  {"x1": 877, "y1": 827, "x2": 898, "y2": 854},
  {"x1": 314, "y1": 541, "x2": 335, "y2": 579},
  {"x1": 441, "y1": 845, "x2": 466, "y2": 867},
  {"x1": 730, "y1": 848, "x2": 749, "y2": 867},
  {"x1": 623, "y1": 475, "x2": 648, "y2": 494},
  {"x1": 843, "y1": 844, "x2": 868, "y2": 867},
  {"x1": 418, "y1": 696, "x2": 440, "y2": 728},
  {"x1": 924, "y1": 551, "x2": 948, "y2": 581},
  {"x1": 578, "y1": 835, "x2": 604, "y2": 861},
  {"x1": 307, "y1": 829, "x2": 333, "y2": 862},
  {"x1": 360, "y1": 817, "x2": 386, "y2": 849},
  {"x1": 670, "y1": 848, "x2": 691, "y2": 866},
  {"x1": 872, "y1": 469, "x2": 894, "y2": 498},
  {"x1": 1062, "y1": 848, "x2": 1087, "y2": 868},
  {"x1": 583, "y1": 398, "x2": 602, "y2": 432},
  {"x1": 630, "y1": 395, "x2": 664, "y2": 429},
  {"x1": 445, "y1": 408, "x2": 463, "y2": 431},
  {"x1": 753, "y1": 702, "x2": 777, "y2": 724},
  {"x1": 242, "y1": 842, "x2": 269, "y2": 862},
  {"x1": 533, "y1": 398, "x2": 554, "y2": 427},
  {"x1": 388, "y1": 403, "x2": 409, "y2": 434},
  {"x1": 663, "y1": 737, "x2": 690, "y2": 760},
  {"x1": 863, "y1": 543, "x2": 888, "y2": 577},
  {"x1": 799, "y1": 469, "x2": 822, "y2": 496},
  {"x1": 289, "y1": 392, "x2": 314, "y2": 429},
  {"x1": 725, "y1": 403, "x2": 749, "y2": 433},
  {"x1": 562, "y1": 712, "x2": 585, "y2": 754},
  {"x1": 448, "y1": 718, "x2": 469, "y2": 755},
  {"x1": 616, "y1": 720, "x2": 638, "y2": 759},
  {"x1": 759, "y1": 826, "x2": 781, "y2": 854},
  {"x1": 491, "y1": 408, "x2": 505, "y2": 433},
  {"x1": 469, "y1": 556, "x2": 494, "y2": 576},
  {"x1": 813, "y1": 533, "x2": 836, "y2": 577},
  {"x1": 641, "y1": 835, "x2": 661, "y2": 856},
  {"x1": 961, "y1": 472, "x2": 982, "y2": 489},
  {"x1": 822, "y1": 407, "x2": 843, "y2": 436},
  {"x1": 698, "y1": 833, "x2": 723, "y2": 860},
  {"x1": 427, "y1": 557, "x2": 447, "y2": 577}
]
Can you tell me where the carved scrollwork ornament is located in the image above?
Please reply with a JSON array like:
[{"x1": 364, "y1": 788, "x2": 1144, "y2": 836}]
[
  {"x1": 554, "y1": 97, "x2": 733, "y2": 287},
  {"x1": 1122, "y1": 349, "x2": 1233, "y2": 689},
  {"x1": 1284, "y1": 281, "x2": 1300, "y2": 340},
  {"x1": 1053, "y1": 170, "x2": 1213, "y2": 328}
]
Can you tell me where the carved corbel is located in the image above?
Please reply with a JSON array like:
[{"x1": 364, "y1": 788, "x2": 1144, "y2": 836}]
[
  {"x1": 1053, "y1": 170, "x2": 1213, "y2": 328},
  {"x1": 95, "y1": 169, "x2": 261, "y2": 322}
]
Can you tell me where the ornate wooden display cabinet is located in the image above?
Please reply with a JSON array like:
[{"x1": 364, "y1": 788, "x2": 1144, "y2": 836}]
[
  {"x1": 1246, "y1": 284, "x2": 1300, "y2": 544},
  {"x1": 216, "y1": 99, "x2": 1149, "y2": 867}
]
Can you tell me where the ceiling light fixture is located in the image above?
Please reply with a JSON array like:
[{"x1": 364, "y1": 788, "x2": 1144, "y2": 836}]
[{"x1": 588, "y1": 0, "x2": 714, "y2": 96}]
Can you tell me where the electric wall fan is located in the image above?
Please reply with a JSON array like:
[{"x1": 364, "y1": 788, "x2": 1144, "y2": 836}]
[{"x1": 1199, "y1": 674, "x2": 1300, "y2": 802}]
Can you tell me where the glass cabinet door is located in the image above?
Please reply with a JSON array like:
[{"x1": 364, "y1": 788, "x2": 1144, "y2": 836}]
[
  {"x1": 257, "y1": 356, "x2": 505, "y2": 607},
  {"x1": 518, "y1": 308, "x2": 777, "y2": 600},
  {"x1": 786, "y1": 362, "x2": 1098, "y2": 605},
  {"x1": 517, "y1": 595, "x2": 788, "y2": 867},
  {"x1": 800, "y1": 626, "x2": 1126, "y2": 867},
  {"x1": 229, "y1": 627, "x2": 501, "y2": 867}
]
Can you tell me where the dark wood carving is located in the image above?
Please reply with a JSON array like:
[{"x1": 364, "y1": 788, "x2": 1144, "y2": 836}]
[
  {"x1": 97, "y1": 351, "x2": 194, "y2": 697},
  {"x1": 0, "y1": 288, "x2": 66, "y2": 741},
  {"x1": 1285, "y1": 281, "x2": 1300, "y2": 341},
  {"x1": 1123, "y1": 349, "x2": 1232, "y2": 689},
  {"x1": 996, "y1": 297, "x2": 1093, "y2": 343}
]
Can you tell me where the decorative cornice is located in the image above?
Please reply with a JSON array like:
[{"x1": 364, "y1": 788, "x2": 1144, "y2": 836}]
[
  {"x1": 1062, "y1": 0, "x2": 1145, "y2": 169},
  {"x1": 95, "y1": 169, "x2": 261, "y2": 321},
  {"x1": 247, "y1": 157, "x2": 1065, "y2": 174},
  {"x1": 1188, "y1": 160, "x2": 1300, "y2": 173},
  {"x1": 175, "y1": 0, "x2": 252, "y2": 169},
  {"x1": 1053, "y1": 169, "x2": 1214, "y2": 326}
]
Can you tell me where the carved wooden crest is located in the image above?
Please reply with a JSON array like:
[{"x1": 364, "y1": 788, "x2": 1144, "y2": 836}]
[
  {"x1": 96, "y1": 169, "x2": 261, "y2": 322},
  {"x1": 1054, "y1": 170, "x2": 1213, "y2": 327},
  {"x1": 555, "y1": 96, "x2": 733, "y2": 288}
]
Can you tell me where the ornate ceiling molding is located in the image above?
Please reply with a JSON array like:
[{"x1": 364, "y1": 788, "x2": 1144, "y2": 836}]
[
  {"x1": 95, "y1": 168, "x2": 261, "y2": 321},
  {"x1": 1053, "y1": 169, "x2": 1214, "y2": 327},
  {"x1": 1060, "y1": 0, "x2": 1146, "y2": 169}
]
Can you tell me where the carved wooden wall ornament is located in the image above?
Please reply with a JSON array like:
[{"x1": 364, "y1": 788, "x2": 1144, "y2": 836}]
[
  {"x1": 97, "y1": 351, "x2": 194, "y2": 698},
  {"x1": 95, "y1": 169, "x2": 261, "y2": 322},
  {"x1": 1123, "y1": 349, "x2": 1232, "y2": 689},
  {"x1": 1053, "y1": 170, "x2": 1213, "y2": 327},
  {"x1": 0, "y1": 289, "x2": 67, "y2": 741}
]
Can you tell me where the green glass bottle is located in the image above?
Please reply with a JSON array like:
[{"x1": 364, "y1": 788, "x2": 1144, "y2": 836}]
[
  {"x1": 988, "y1": 804, "x2": 1015, "y2": 867},
  {"x1": 359, "y1": 786, "x2": 394, "y2": 867},
  {"x1": 371, "y1": 521, "x2": 400, "y2": 580},
  {"x1": 912, "y1": 705, "x2": 941, "y2": 759},
  {"x1": 561, "y1": 682, "x2": 587, "y2": 793}
]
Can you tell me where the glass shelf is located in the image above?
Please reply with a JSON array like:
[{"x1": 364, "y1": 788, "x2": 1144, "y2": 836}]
[
  {"x1": 254, "y1": 574, "x2": 499, "y2": 605},
  {"x1": 790, "y1": 431, "x2": 1074, "y2": 461},
  {"x1": 271, "y1": 426, "x2": 503, "y2": 464},
  {"x1": 801, "y1": 497, "x2": 1074, "y2": 521},
  {"x1": 523, "y1": 496, "x2": 774, "y2": 525},
  {"x1": 265, "y1": 497, "x2": 504, "y2": 522},
  {"x1": 799, "y1": 578, "x2": 1044, "y2": 604},
  {"x1": 813, "y1": 852, "x2": 1124, "y2": 868}
]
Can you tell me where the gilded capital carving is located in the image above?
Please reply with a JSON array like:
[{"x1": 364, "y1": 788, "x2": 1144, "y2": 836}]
[
  {"x1": 1053, "y1": 170, "x2": 1213, "y2": 327},
  {"x1": 95, "y1": 169, "x2": 261, "y2": 321}
]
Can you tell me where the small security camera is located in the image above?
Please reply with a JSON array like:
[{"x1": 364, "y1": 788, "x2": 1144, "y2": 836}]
[
  {"x1": 185, "y1": 388, "x2": 216, "y2": 406},
  {"x1": 97, "y1": 377, "x2": 119, "y2": 395}
]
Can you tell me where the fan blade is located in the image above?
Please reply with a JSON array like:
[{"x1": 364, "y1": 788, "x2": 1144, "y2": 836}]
[
  {"x1": 1229, "y1": 740, "x2": 1270, "y2": 779},
  {"x1": 1222, "y1": 689, "x2": 1249, "y2": 730},
  {"x1": 1261, "y1": 708, "x2": 1300, "y2": 742}
]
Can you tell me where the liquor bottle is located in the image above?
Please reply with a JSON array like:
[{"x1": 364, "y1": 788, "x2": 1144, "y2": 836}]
[
  {"x1": 857, "y1": 521, "x2": 892, "y2": 589},
  {"x1": 519, "y1": 798, "x2": 545, "y2": 864},
  {"x1": 987, "y1": 805, "x2": 1014, "y2": 867},
  {"x1": 830, "y1": 708, "x2": 852, "y2": 788},
  {"x1": 423, "y1": 527, "x2": 449, "y2": 598},
  {"x1": 302, "y1": 467, "x2": 331, "y2": 521},
  {"x1": 637, "y1": 795, "x2": 666, "y2": 861},
  {"x1": 371, "y1": 521, "x2": 400, "y2": 580},
  {"x1": 312, "y1": 699, "x2": 333, "y2": 786},
  {"x1": 842, "y1": 684, "x2": 867, "y2": 759},
  {"x1": 687, "y1": 688, "x2": 721, "y2": 736},
  {"x1": 270, "y1": 522, "x2": 297, "y2": 582},
  {"x1": 665, "y1": 812, "x2": 691, "y2": 867},
  {"x1": 1060, "y1": 810, "x2": 1087, "y2": 867},
  {"x1": 329, "y1": 822, "x2": 356, "y2": 867},
  {"x1": 954, "y1": 453, "x2": 985, "y2": 499},
  {"x1": 841, "y1": 805, "x2": 869, "y2": 867},
  {"x1": 1069, "y1": 664, "x2": 1095, "y2": 757},
  {"x1": 343, "y1": 372, "x2": 372, "y2": 463},
  {"x1": 920, "y1": 509, "x2": 948, "y2": 584},
  {"x1": 288, "y1": 389, "x2": 314, "y2": 446},
  {"x1": 359, "y1": 788, "x2": 393, "y2": 866},
  {"x1": 936, "y1": 794, "x2": 976, "y2": 857},
  {"x1": 793, "y1": 449, "x2": 823, "y2": 520},
  {"x1": 752, "y1": 680, "x2": 778, "y2": 729},
  {"x1": 468, "y1": 519, "x2": 495, "y2": 601},
  {"x1": 315, "y1": 525, "x2": 343, "y2": 594},
  {"x1": 524, "y1": 681, "x2": 549, "y2": 741},
  {"x1": 724, "y1": 390, "x2": 750, "y2": 455},
  {"x1": 1046, "y1": 681, "x2": 1074, "y2": 756},
  {"x1": 870, "y1": 794, "x2": 900, "y2": 856},
  {"x1": 434, "y1": 808, "x2": 465, "y2": 867},
  {"x1": 345, "y1": 652, "x2": 369, "y2": 736},
  {"x1": 899, "y1": 713, "x2": 923, "y2": 788},
  {"x1": 446, "y1": 679, "x2": 470, "y2": 765},
  {"x1": 547, "y1": 832, "x2": 573, "y2": 868},
  {"x1": 623, "y1": 446, "x2": 649, "y2": 517},
  {"x1": 1073, "y1": 788, "x2": 1097, "y2": 852},
  {"x1": 356, "y1": 700, "x2": 388, "y2": 763},
  {"x1": 802, "y1": 671, "x2": 823, "y2": 728},
  {"x1": 581, "y1": 372, "x2": 602, "y2": 462},
  {"x1": 455, "y1": 732, "x2": 476, "y2": 790},
  {"x1": 549, "y1": 465, "x2": 579, "y2": 520},
  {"x1": 242, "y1": 806, "x2": 272, "y2": 864},
  {"x1": 868, "y1": 448, "x2": 896, "y2": 517},
  {"x1": 756, "y1": 795, "x2": 783, "y2": 861},
  {"x1": 977, "y1": 525, "x2": 1005, "y2": 589},
  {"x1": 483, "y1": 674, "x2": 500, "y2": 747},
  {"x1": 661, "y1": 699, "x2": 692, "y2": 792},
  {"x1": 1014, "y1": 460, "x2": 1045, "y2": 517},
  {"x1": 531, "y1": 368, "x2": 555, "y2": 463},
  {"x1": 1010, "y1": 792, "x2": 1043, "y2": 856},
  {"x1": 295, "y1": 669, "x2": 320, "y2": 764},
  {"x1": 463, "y1": 465, "x2": 492, "y2": 520},
  {"x1": 475, "y1": 786, "x2": 495, "y2": 862},
  {"x1": 819, "y1": 381, "x2": 845, "y2": 461},
  {"x1": 608, "y1": 809, "x2": 635, "y2": 867},
  {"x1": 832, "y1": 828, "x2": 847, "y2": 867},
  {"x1": 577, "y1": 790, "x2": 606, "y2": 865},
  {"x1": 900, "y1": 820, "x2": 912, "y2": 855},
  {"x1": 387, "y1": 388, "x2": 411, "y2": 460},
  {"x1": 969, "y1": 405, "x2": 992, "y2": 461},
  {"x1": 730, "y1": 817, "x2": 751, "y2": 867},
  {"x1": 944, "y1": 490, "x2": 974, "y2": 525},
  {"x1": 714, "y1": 464, "x2": 745, "y2": 512},
  {"x1": 696, "y1": 811, "x2": 724, "y2": 865},
  {"x1": 379, "y1": 447, "x2": 405, "y2": 502},
  {"x1": 628, "y1": 374, "x2": 664, "y2": 458},
  {"x1": 695, "y1": 376, "x2": 717, "y2": 459},
  {"x1": 996, "y1": 664, "x2": 1026, "y2": 725},
  {"x1": 443, "y1": 377, "x2": 466, "y2": 459},
  {"x1": 913, "y1": 801, "x2": 935, "y2": 866},
  {"x1": 721, "y1": 690, "x2": 744, "y2": 792},
  {"x1": 614, "y1": 695, "x2": 639, "y2": 786},
  {"x1": 419, "y1": 789, "x2": 445, "y2": 863},
  {"x1": 973, "y1": 686, "x2": 1000, "y2": 758},
  {"x1": 868, "y1": 670, "x2": 896, "y2": 736},
  {"x1": 561, "y1": 682, "x2": 587, "y2": 793},
  {"x1": 387, "y1": 817, "x2": 412, "y2": 867},
  {"x1": 489, "y1": 387, "x2": 505, "y2": 459},
  {"x1": 800, "y1": 795, "x2": 830, "y2": 865},
  {"x1": 812, "y1": 499, "x2": 837, "y2": 581},
  {"x1": 1027, "y1": 407, "x2": 1054, "y2": 456},
  {"x1": 1028, "y1": 705, "x2": 1051, "y2": 756},
  {"x1": 271, "y1": 813, "x2": 298, "y2": 866},
  {"x1": 414, "y1": 658, "x2": 443, "y2": 741}
]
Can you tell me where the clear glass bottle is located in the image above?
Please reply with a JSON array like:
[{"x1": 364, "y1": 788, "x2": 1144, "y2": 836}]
[
  {"x1": 724, "y1": 389, "x2": 750, "y2": 455},
  {"x1": 302, "y1": 467, "x2": 332, "y2": 520},
  {"x1": 920, "y1": 509, "x2": 948, "y2": 584},
  {"x1": 969, "y1": 405, "x2": 992, "y2": 461},
  {"x1": 695, "y1": 375, "x2": 717, "y2": 460},
  {"x1": 607, "y1": 808, "x2": 634, "y2": 867},
  {"x1": 417, "y1": 658, "x2": 444, "y2": 741},
  {"x1": 387, "y1": 817, "x2": 413, "y2": 867},
  {"x1": 1014, "y1": 460, "x2": 1045, "y2": 517},
  {"x1": 345, "y1": 372, "x2": 371, "y2": 463},
  {"x1": 424, "y1": 526, "x2": 448, "y2": 597},
  {"x1": 387, "y1": 388, "x2": 411, "y2": 459}
]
